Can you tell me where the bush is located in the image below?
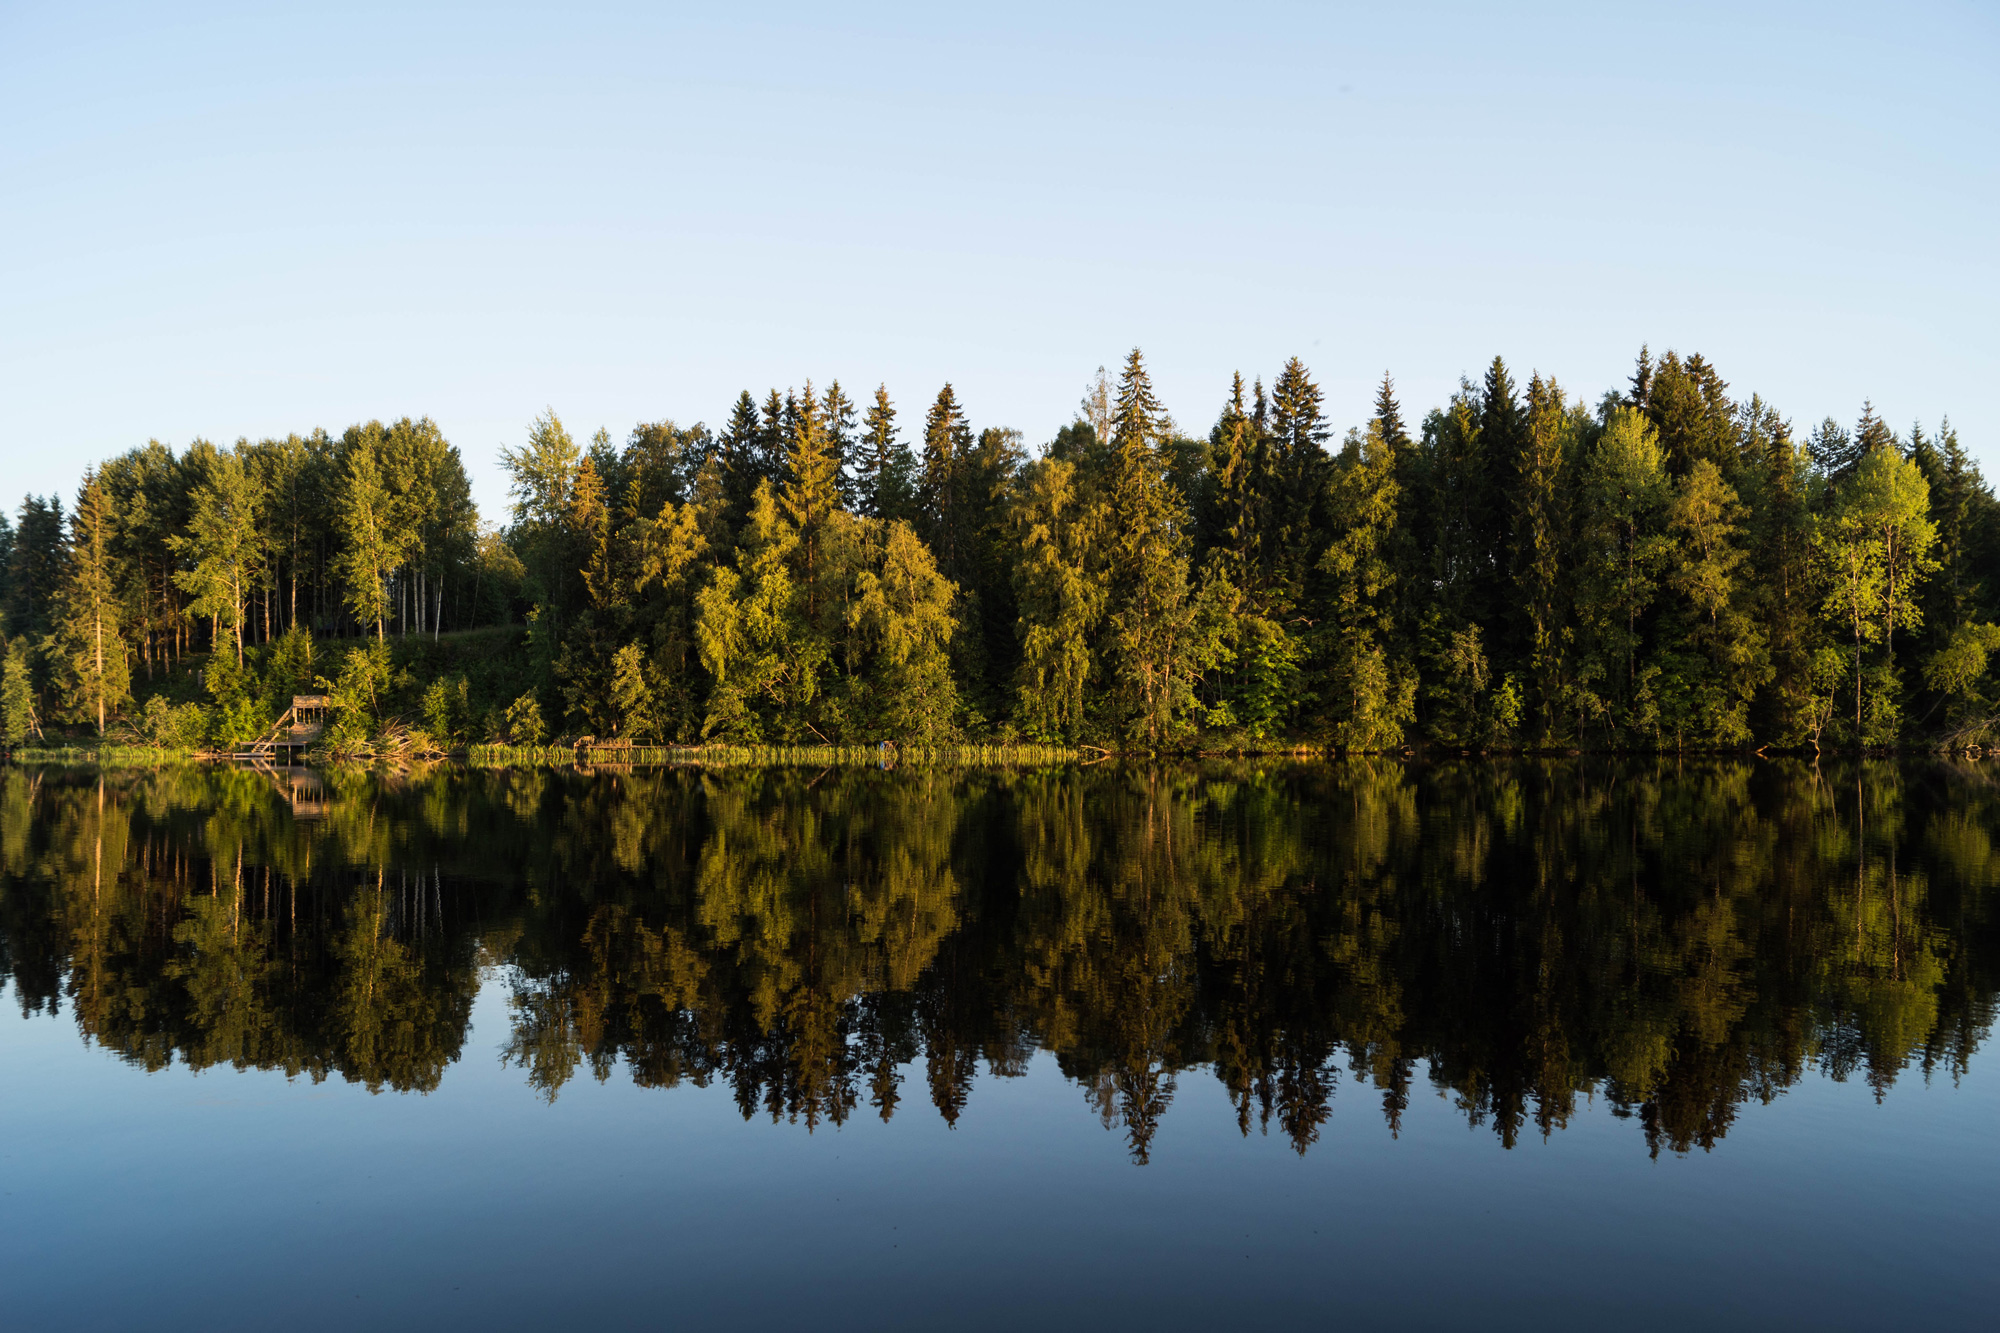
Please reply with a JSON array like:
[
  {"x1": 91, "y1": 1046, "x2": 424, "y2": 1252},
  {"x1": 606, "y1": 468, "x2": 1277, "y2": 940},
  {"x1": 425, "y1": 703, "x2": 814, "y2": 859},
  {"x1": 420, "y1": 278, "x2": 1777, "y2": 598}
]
[
  {"x1": 138, "y1": 695, "x2": 208, "y2": 749},
  {"x1": 502, "y1": 693, "x2": 546, "y2": 745}
]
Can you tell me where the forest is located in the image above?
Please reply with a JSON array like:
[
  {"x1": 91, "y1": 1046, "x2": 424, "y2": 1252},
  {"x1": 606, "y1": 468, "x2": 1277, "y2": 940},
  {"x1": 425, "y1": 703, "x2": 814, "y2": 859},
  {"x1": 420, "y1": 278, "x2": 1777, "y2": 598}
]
[{"x1": 3, "y1": 346, "x2": 1997, "y2": 753}]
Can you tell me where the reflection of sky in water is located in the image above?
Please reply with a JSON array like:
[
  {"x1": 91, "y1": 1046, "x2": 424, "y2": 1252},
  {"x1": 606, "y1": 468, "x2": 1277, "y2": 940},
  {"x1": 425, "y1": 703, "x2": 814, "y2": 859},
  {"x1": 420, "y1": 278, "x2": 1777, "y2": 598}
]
[
  {"x1": 3, "y1": 759, "x2": 1999, "y2": 1326},
  {"x1": 6, "y1": 976, "x2": 1997, "y2": 1330}
]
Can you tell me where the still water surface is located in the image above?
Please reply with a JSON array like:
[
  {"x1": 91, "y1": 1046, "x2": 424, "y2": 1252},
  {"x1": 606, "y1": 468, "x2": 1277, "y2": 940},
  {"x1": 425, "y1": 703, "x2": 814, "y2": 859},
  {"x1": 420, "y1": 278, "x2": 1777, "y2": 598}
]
[{"x1": 2, "y1": 759, "x2": 1997, "y2": 1329}]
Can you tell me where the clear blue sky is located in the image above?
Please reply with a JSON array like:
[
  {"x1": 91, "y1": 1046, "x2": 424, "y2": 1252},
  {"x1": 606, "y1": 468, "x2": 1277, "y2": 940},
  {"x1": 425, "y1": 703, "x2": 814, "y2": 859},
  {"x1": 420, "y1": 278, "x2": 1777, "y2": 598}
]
[{"x1": 3, "y1": 1, "x2": 1994, "y2": 522}]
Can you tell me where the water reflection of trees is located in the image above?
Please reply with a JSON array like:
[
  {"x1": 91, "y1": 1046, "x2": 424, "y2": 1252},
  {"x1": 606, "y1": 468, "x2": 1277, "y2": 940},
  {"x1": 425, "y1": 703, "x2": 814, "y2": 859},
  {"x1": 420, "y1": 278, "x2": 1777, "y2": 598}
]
[{"x1": 3, "y1": 759, "x2": 1995, "y2": 1160}]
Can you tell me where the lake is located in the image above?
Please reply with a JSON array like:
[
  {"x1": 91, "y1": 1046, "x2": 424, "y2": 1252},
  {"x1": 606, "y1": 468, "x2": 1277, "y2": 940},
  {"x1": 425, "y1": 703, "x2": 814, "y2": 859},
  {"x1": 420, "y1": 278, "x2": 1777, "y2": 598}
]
[{"x1": 2, "y1": 758, "x2": 1996, "y2": 1329}]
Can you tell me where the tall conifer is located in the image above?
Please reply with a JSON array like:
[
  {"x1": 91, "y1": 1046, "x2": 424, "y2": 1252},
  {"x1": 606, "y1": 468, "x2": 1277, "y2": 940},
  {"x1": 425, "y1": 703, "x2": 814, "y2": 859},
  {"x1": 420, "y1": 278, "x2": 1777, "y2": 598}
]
[
  {"x1": 49, "y1": 470, "x2": 130, "y2": 732},
  {"x1": 857, "y1": 385, "x2": 916, "y2": 522}
]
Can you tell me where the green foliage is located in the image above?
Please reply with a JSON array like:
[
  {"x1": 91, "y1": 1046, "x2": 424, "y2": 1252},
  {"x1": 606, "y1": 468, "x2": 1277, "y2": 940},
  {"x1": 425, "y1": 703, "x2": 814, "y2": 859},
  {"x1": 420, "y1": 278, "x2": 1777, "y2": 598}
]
[
  {"x1": 606, "y1": 646, "x2": 654, "y2": 741},
  {"x1": 334, "y1": 424, "x2": 403, "y2": 638},
  {"x1": 503, "y1": 692, "x2": 547, "y2": 746},
  {"x1": 9, "y1": 342, "x2": 1995, "y2": 754},
  {"x1": 1011, "y1": 457, "x2": 1102, "y2": 742},
  {"x1": 846, "y1": 522, "x2": 959, "y2": 742},
  {"x1": 1815, "y1": 446, "x2": 1939, "y2": 744},
  {"x1": 1924, "y1": 623, "x2": 2000, "y2": 741},
  {"x1": 1319, "y1": 421, "x2": 1413, "y2": 749},
  {"x1": 1576, "y1": 407, "x2": 1673, "y2": 739},
  {"x1": 167, "y1": 445, "x2": 263, "y2": 664},
  {"x1": 318, "y1": 639, "x2": 407, "y2": 750},
  {"x1": 47, "y1": 470, "x2": 132, "y2": 733},
  {"x1": 1, "y1": 640, "x2": 38, "y2": 744},
  {"x1": 261, "y1": 625, "x2": 317, "y2": 714},
  {"x1": 136, "y1": 695, "x2": 206, "y2": 748},
  {"x1": 422, "y1": 674, "x2": 475, "y2": 745}
]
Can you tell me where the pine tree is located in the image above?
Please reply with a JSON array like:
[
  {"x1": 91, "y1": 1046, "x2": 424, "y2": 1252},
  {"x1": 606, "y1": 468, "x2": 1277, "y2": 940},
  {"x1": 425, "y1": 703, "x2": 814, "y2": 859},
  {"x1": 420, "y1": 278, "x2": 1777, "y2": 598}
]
[{"x1": 49, "y1": 470, "x2": 131, "y2": 733}]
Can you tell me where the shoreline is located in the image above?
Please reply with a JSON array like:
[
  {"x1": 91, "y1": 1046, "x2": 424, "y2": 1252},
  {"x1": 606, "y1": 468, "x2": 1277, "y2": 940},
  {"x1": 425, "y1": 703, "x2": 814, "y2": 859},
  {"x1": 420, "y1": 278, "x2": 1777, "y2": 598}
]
[{"x1": 4, "y1": 742, "x2": 1991, "y2": 769}]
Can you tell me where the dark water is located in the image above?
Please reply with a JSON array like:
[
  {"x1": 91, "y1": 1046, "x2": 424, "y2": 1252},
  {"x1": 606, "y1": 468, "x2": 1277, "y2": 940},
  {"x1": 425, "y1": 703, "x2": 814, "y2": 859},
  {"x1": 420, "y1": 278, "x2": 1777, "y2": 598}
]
[{"x1": 2, "y1": 759, "x2": 1997, "y2": 1330}]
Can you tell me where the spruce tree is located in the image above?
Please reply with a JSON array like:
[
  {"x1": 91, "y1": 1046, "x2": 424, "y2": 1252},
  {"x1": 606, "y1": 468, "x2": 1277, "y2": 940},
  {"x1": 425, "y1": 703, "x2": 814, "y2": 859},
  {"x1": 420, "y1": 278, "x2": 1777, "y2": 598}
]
[
  {"x1": 718, "y1": 390, "x2": 764, "y2": 522},
  {"x1": 857, "y1": 385, "x2": 916, "y2": 522},
  {"x1": 822, "y1": 380, "x2": 859, "y2": 509},
  {"x1": 956, "y1": 425, "x2": 1027, "y2": 718},
  {"x1": 0, "y1": 514, "x2": 14, "y2": 625},
  {"x1": 1924, "y1": 419, "x2": 1980, "y2": 635},
  {"x1": 5, "y1": 495, "x2": 66, "y2": 645},
  {"x1": 1627, "y1": 345, "x2": 1654, "y2": 410},
  {"x1": 1736, "y1": 397, "x2": 1820, "y2": 742},
  {"x1": 1374, "y1": 372, "x2": 1428, "y2": 693},
  {"x1": 1101, "y1": 349, "x2": 1217, "y2": 744},
  {"x1": 1513, "y1": 374, "x2": 1572, "y2": 738},
  {"x1": 1478, "y1": 357, "x2": 1528, "y2": 662},
  {"x1": 759, "y1": 389, "x2": 790, "y2": 488},
  {"x1": 780, "y1": 381, "x2": 846, "y2": 623},
  {"x1": 1644, "y1": 351, "x2": 1737, "y2": 478},
  {"x1": 1853, "y1": 401, "x2": 1898, "y2": 459},
  {"x1": 1808, "y1": 417, "x2": 1858, "y2": 480},
  {"x1": 919, "y1": 384, "x2": 974, "y2": 579},
  {"x1": 1208, "y1": 372, "x2": 1262, "y2": 599},
  {"x1": 1265, "y1": 357, "x2": 1329, "y2": 610}
]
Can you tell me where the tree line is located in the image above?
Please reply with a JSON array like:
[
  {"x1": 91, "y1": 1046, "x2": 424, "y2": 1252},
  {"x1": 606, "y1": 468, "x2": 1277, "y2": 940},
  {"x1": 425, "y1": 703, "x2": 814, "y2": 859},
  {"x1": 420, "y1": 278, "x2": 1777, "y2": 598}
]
[
  {"x1": 4, "y1": 759, "x2": 1992, "y2": 1160},
  {"x1": 4, "y1": 346, "x2": 1997, "y2": 751}
]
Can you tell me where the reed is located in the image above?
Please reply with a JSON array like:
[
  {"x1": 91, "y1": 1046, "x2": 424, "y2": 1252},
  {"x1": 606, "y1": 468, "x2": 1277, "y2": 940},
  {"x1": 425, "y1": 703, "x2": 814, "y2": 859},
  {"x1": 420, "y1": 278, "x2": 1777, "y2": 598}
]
[{"x1": 8, "y1": 746, "x2": 202, "y2": 767}]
